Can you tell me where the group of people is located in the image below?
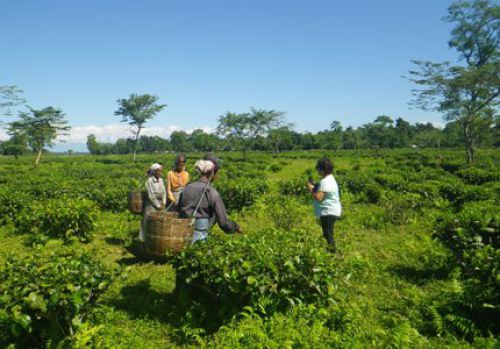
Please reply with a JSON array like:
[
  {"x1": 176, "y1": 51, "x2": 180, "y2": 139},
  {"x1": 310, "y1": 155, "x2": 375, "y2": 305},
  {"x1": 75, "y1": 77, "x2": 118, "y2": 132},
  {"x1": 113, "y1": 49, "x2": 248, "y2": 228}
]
[
  {"x1": 140, "y1": 154, "x2": 341, "y2": 251},
  {"x1": 139, "y1": 154, "x2": 241, "y2": 244}
]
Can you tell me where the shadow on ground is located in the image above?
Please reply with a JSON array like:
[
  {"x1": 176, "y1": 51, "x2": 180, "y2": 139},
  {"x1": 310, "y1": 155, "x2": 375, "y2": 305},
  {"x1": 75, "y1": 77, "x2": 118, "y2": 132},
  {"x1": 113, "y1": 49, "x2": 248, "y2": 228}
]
[{"x1": 389, "y1": 263, "x2": 453, "y2": 285}]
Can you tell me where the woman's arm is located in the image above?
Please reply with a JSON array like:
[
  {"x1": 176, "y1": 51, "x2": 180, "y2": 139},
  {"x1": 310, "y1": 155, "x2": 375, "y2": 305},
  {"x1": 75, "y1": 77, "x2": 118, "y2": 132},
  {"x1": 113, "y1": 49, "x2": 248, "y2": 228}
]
[
  {"x1": 307, "y1": 182, "x2": 325, "y2": 201},
  {"x1": 313, "y1": 191, "x2": 325, "y2": 201},
  {"x1": 166, "y1": 171, "x2": 175, "y2": 202},
  {"x1": 161, "y1": 179, "x2": 167, "y2": 206},
  {"x1": 211, "y1": 189, "x2": 239, "y2": 233}
]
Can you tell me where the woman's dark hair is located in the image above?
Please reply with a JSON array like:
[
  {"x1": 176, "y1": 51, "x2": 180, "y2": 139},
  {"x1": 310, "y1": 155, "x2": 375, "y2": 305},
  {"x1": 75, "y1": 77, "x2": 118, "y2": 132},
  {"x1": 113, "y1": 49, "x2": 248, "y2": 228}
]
[
  {"x1": 316, "y1": 157, "x2": 333, "y2": 175},
  {"x1": 175, "y1": 153, "x2": 186, "y2": 164}
]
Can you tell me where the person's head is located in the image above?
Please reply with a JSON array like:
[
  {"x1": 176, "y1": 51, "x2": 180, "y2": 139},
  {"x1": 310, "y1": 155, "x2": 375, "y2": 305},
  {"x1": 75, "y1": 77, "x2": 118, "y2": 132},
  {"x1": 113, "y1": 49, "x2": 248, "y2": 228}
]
[
  {"x1": 174, "y1": 153, "x2": 186, "y2": 172},
  {"x1": 316, "y1": 157, "x2": 333, "y2": 177},
  {"x1": 148, "y1": 163, "x2": 163, "y2": 178},
  {"x1": 194, "y1": 154, "x2": 220, "y2": 181}
]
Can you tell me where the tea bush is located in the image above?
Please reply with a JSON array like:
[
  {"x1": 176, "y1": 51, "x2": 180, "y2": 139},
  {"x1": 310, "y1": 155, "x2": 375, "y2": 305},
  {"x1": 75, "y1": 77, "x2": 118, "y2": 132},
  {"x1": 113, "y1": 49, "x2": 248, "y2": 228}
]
[
  {"x1": 14, "y1": 197, "x2": 99, "y2": 243},
  {"x1": 456, "y1": 167, "x2": 499, "y2": 185},
  {"x1": 278, "y1": 177, "x2": 309, "y2": 199},
  {"x1": 172, "y1": 229, "x2": 341, "y2": 330},
  {"x1": 434, "y1": 201, "x2": 499, "y2": 334},
  {"x1": 215, "y1": 178, "x2": 268, "y2": 212},
  {"x1": 383, "y1": 192, "x2": 423, "y2": 225},
  {"x1": 363, "y1": 183, "x2": 384, "y2": 204},
  {"x1": 0, "y1": 250, "x2": 118, "y2": 347}
]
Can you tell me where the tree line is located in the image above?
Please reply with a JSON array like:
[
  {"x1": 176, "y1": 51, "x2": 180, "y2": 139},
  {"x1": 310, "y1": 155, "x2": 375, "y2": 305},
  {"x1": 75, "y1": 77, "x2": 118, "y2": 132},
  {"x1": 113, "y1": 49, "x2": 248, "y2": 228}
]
[{"x1": 85, "y1": 114, "x2": 499, "y2": 156}]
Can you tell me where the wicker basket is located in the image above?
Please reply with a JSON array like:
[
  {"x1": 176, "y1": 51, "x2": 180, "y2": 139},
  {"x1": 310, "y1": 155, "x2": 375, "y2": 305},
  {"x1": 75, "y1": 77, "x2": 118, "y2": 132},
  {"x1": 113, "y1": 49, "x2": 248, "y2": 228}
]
[
  {"x1": 128, "y1": 190, "x2": 144, "y2": 215},
  {"x1": 144, "y1": 211, "x2": 193, "y2": 257}
]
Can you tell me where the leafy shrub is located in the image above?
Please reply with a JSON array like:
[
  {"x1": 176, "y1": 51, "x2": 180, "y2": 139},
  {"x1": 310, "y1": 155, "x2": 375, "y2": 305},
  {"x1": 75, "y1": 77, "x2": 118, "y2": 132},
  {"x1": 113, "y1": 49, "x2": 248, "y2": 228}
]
[
  {"x1": 14, "y1": 197, "x2": 99, "y2": 243},
  {"x1": 405, "y1": 181, "x2": 445, "y2": 208},
  {"x1": 434, "y1": 201, "x2": 499, "y2": 334},
  {"x1": 363, "y1": 183, "x2": 384, "y2": 204},
  {"x1": 0, "y1": 250, "x2": 118, "y2": 347},
  {"x1": 383, "y1": 193, "x2": 423, "y2": 225},
  {"x1": 441, "y1": 160, "x2": 462, "y2": 173},
  {"x1": 268, "y1": 163, "x2": 283, "y2": 172},
  {"x1": 172, "y1": 229, "x2": 340, "y2": 330},
  {"x1": 456, "y1": 167, "x2": 499, "y2": 185},
  {"x1": 278, "y1": 177, "x2": 309, "y2": 199},
  {"x1": 341, "y1": 172, "x2": 371, "y2": 194},
  {"x1": 215, "y1": 178, "x2": 268, "y2": 213},
  {"x1": 265, "y1": 196, "x2": 310, "y2": 230},
  {"x1": 0, "y1": 189, "x2": 31, "y2": 225},
  {"x1": 438, "y1": 177, "x2": 466, "y2": 203},
  {"x1": 373, "y1": 173, "x2": 405, "y2": 191},
  {"x1": 83, "y1": 186, "x2": 128, "y2": 212}
]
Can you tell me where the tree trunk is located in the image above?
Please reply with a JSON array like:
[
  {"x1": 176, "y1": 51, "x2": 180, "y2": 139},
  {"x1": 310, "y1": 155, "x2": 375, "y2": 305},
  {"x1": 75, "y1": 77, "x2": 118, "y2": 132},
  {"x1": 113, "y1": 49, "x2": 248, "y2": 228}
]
[
  {"x1": 35, "y1": 148, "x2": 43, "y2": 168},
  {"x1": 133, "y1": 127, "x2": 142, "y2": 163},
  {"x1": 463, "y1": 121, "x2": 474, "y2": 164}
]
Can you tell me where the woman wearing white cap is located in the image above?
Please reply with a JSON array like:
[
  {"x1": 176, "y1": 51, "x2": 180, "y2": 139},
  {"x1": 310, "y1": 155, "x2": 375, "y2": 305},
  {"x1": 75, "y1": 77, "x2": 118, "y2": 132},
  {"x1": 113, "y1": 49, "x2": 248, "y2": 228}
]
[{"x1": 139, "y1": 163, "x2": 167, "y2": 241}]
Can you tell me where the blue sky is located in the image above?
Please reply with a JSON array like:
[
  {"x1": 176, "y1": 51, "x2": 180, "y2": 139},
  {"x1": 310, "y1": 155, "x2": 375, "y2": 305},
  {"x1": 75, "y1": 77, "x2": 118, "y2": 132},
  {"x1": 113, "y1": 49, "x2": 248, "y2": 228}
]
[{"x1": 1, "y1": 0, "x2": 458, "y2": 150}]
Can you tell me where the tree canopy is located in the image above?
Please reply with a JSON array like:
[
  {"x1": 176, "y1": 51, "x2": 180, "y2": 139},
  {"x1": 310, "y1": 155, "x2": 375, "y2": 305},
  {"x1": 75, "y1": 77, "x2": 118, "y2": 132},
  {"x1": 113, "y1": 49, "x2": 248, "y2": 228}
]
[
  {"x1": 8, "y1": 106, "x2": 70, "y2": 167},
  {"x1": 115, "y1": 94, "x2": 166, "y2": 162},
  {"x1": 409, "y1": 0, "x2": 499, "y2": 163}
]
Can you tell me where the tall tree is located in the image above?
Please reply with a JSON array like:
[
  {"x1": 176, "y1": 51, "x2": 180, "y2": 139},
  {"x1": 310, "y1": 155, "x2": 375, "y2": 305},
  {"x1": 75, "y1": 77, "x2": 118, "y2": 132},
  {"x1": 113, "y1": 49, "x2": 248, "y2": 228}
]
[
  {"x1": 86, "y1": 134, "x2": 101, "y2": 155},
  {"x1": 268, "y1": 125, "x2": 295, "y2": 154},
  {"x1": 115, "y1": 94, "x2": 166, "y2": 162},
  {"x1": 409, "y1": 0, "x2": 499, "y2": 163},
  {"x1": 393, "y1": 118, "x2": 414, "y2": 148},
  {"x1": 342, "y1": 126, "x2": 360, "y2": 149},
  {"x1": 8, "y1": 107, "x2": 70, "y2": 167},
  {"x1": 170, "y1": 130, "x2": 190, "y2": 152},
  {"x1": 217, "y1": 108, "x2": 285, "y2": 159}
]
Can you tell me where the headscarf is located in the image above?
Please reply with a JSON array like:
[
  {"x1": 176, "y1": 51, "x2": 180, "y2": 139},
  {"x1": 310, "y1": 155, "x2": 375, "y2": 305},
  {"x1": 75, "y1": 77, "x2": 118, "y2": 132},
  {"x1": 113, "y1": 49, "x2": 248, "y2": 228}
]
[
  {"x1": 148, "y1": 163, "x2": 162, "y2": 176},
  {"x1": 194, "y1": 160, "x2": 215, "y2": 174}
]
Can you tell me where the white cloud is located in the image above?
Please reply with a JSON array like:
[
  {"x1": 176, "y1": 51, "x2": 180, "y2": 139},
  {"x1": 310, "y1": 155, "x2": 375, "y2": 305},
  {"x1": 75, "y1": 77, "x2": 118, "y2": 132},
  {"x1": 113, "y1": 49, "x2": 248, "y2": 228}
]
[
  {"x1": 0, "y1": 129, "x2": 7, "y2": 141},
  {"x1": 0, "y1": 124, "x2": 214, "y2": 144},
  {"x1": 418, "y1": 120, "x2": 446, "y2": 129}
]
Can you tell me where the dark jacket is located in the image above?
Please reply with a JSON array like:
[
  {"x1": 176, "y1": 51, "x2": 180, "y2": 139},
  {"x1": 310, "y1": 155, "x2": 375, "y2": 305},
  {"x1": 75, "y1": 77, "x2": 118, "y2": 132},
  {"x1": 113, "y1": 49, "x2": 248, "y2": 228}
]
[{"x1": 177, "y1": 178, "x2": 239, "y2": 233}]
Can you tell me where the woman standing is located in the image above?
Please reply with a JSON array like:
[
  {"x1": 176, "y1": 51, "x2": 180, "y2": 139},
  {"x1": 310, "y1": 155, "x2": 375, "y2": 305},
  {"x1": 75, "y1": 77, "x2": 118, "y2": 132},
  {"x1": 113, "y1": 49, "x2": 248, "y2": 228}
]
[
  {"x1": 139, "y1": 163, "x2": 167, "y2": 241},
  {"x1": 177, "y1": 154, "x2": 241, "y2": 244},
  {"x1": 166, "y1": 154, "x2": 189, "y2": 210},
  {"x1": 307, "y1": 157, "x2": 342, "y2": 252}
]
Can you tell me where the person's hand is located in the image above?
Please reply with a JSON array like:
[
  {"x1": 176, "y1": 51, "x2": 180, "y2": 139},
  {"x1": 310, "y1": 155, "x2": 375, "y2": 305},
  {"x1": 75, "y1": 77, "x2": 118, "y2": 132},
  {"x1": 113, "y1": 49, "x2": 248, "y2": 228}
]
[
  {"x1": 236, "y1": 225, "x2": 243, "y2": 234},
  {"x1": 306, "y1": 182, "x2": 314, "y2": 193}
]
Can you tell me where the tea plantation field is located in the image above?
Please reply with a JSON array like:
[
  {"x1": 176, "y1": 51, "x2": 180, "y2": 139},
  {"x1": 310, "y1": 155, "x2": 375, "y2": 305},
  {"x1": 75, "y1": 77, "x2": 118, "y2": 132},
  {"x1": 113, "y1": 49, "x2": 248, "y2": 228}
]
[{"x1": 0, "y1": 149, "x2": 498, "y2": 348}]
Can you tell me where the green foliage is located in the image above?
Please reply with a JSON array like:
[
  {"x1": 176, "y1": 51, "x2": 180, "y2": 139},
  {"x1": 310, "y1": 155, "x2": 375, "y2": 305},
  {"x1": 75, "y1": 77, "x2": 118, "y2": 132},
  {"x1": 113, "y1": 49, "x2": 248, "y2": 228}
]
[
  {"x1": 383, "y1": 193, "x2": 423, "y2": 225},
  {"x1": 456, "y1": 166, "x2": 499, "y2": 185},
  {"x1": 172, "y1": 229, "x2": 341, "y2": 331},
  {"x1": 435, "y1": 201, "x2": 499, "y2": 334},
  {"x1": 8, "y1": 106, "x2": 71, "y2": 166},
  {"x1": 0, "y1": 250, "x2": 118, "y2": 347},
  {"x1": 14, "y1": 197, "x2": 99, "y2": 243},
  {"x1": 364, "y1": 183, "x2": 384, "y2": 204},
  {"x1": 215, "y1": 178, "x2": 268, "y2": 212},
  {"x1": 278, "y1": 176, "x2": 310, "y2": 200},
  {"x1": 0, "y1": 149, "x2": 498, "y2": 347}
]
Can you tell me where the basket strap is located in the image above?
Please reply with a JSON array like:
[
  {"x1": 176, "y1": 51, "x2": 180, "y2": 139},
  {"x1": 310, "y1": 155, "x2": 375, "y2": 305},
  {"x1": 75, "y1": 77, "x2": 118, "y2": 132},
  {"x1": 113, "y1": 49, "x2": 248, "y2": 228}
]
[{"x1": 191, "y1": 171, "x2": 214, "y2": 225}]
